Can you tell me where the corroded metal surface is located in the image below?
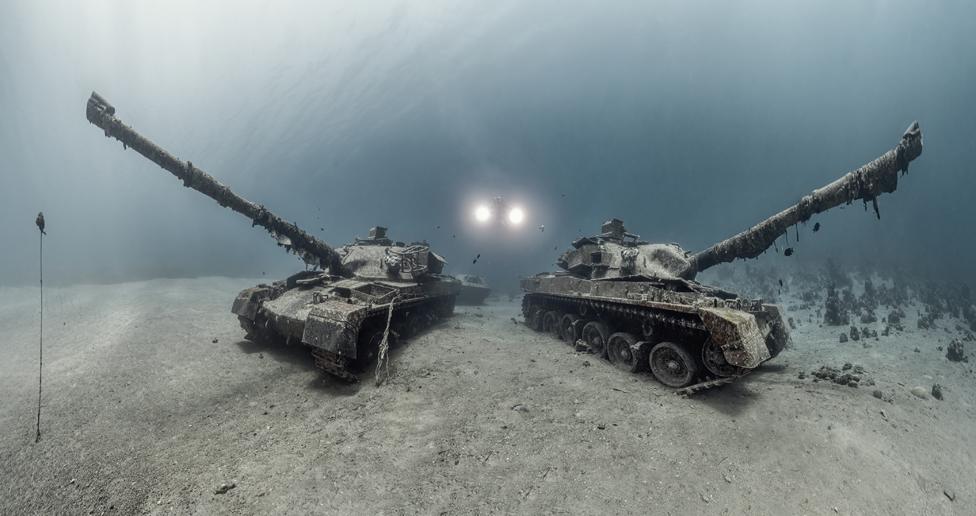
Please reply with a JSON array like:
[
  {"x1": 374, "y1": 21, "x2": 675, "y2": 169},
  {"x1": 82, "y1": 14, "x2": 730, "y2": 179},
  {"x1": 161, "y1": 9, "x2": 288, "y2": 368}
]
[{"x1": 698, "y1": 307, "x2": 768, "y2": 369}]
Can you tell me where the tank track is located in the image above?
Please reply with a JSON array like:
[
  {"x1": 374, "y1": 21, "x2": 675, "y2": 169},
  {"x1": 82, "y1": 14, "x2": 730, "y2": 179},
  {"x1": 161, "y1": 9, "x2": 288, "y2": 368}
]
[
  {"x1": 310, "y1": 349, "x2": 359, "y2": 382},
  {"x1": 522, "y1": 293, "x2": 706, "y2": 337},
  {"x1": 675, "y1": 376, "x2": 739, "y2": 395},
  {"x1": 522, "y1": 293, "x2": 744, "y2": 394},
  {"x1": 571, "y1": 297, "x2": 705, "y2": 331}
]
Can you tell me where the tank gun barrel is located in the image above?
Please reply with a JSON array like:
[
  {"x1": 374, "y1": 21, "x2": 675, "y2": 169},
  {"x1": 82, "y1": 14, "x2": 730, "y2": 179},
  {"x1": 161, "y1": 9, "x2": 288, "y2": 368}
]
[
  {"x1": 85, "y1": 92, "x2": 346, "y2": 274},
  {"x1": 686, "y1": 121, "x2": 923, "y2": 277}
]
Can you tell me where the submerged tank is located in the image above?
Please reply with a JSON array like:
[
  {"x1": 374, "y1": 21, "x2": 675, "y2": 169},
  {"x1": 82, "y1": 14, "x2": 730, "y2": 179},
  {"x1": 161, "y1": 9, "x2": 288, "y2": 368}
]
[
  {"x1": 85, "y1": 92, "x2": 460, "y2": 381},
  {"x1": 453, "y1": 274, "x2": 492, "y2": 305},
  {"x1": 522, "y1": 122, "x2": 924, "y2": 393}
]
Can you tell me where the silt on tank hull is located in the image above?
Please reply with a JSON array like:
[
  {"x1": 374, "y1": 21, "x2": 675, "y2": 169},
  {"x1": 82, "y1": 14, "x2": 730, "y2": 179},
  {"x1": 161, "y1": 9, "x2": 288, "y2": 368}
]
[
  {"x1": 523, "y1": 122, "x2": 924, "y2": 393},
  {"x1": 85, "y1": 92, "x2": 460, "y2": 382}
]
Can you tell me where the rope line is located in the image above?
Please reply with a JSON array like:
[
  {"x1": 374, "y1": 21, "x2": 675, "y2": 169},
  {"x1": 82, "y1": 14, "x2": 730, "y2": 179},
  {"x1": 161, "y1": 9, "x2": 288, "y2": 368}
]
[
  {"x1": 35, "y1": 231, "x2": 43, "y2": 443},
  {"x1": 374, "y1": 297, "x2": 399, "y2": 386}
]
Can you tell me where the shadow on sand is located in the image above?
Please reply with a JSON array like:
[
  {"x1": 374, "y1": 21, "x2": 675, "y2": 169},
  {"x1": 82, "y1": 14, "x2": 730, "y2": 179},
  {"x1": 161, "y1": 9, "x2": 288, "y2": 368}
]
[
  {"x1": 234, "y1": 339, "x2": 362, "y2": 396},
  {"x1": 693, "y1": 362, "x2": 788, "y2": 416},
  {"x1": 694, "y1": 381, "x2": 762, "y2": 416}
]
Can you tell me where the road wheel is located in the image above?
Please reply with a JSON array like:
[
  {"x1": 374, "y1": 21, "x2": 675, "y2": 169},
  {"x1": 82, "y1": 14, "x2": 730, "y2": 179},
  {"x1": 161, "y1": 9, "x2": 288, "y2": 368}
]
[
  {"x1": 607, "y1": 332, "x2": 646, "y2": 373},
  {"x1": 648, "y1": 341, "x2": 699, "y2": 388},
  {"x1": 542, "y1": 311, "x2": 562, "y2": 338},
  {"x1": 559, "y1": 314, "x2": 581, "y2": 344},
  {"x1": 581, "y1": 321, "x2": 610, "y2": 358}
]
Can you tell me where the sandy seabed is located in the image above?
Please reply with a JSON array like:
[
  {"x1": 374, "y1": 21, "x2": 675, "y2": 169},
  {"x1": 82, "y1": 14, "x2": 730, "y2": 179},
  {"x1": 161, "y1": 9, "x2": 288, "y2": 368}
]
[{"x1": 1, "y1": 276, "x2": 974, "y2": 515}]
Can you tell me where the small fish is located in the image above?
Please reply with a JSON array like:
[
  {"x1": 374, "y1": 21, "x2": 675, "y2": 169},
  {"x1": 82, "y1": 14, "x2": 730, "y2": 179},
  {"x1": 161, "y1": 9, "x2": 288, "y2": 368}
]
[
  {"x1": 436, "y1": 225, "x2": 440, "y2": 229},
  {"x1": 784, "y1": 248, "x2": 794, "y2": 257},
  {"x1": 320, "y1": 227, "x2": 324, "y2": 231},
  {"x1": 452, "y1": 234, "x2": 456, "y2": 239},
  {"x1": 538, "y1": 225, "x2": 545, "y2": 232},
  {"x1": 813, "y1": 222, "x2": 821, "y2": 232},
  {"x1": 779, "y1": 279, "x2": 783, "y2": 287}
]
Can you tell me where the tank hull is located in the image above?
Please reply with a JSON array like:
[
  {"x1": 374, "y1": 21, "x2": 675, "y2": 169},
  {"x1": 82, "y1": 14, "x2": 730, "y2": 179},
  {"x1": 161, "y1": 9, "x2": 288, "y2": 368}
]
[
  {"x1": 452, "y1": 274, "x2": 492, "y2": 305},
  {"x1": 456, "y1": 284, "x2": 491, "y2": 305},
  {"x1": 234, "y1": 271, "x2": 459, "y2": 381},
  {"x1": 520, "y1": 273, "x2": 789, "y2": 392}
]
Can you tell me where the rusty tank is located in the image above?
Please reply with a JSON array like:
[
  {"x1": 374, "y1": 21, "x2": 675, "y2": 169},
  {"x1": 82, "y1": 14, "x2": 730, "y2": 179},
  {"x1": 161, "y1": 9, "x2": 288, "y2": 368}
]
[
  {"x1": 85, "y1": 92, "x2": 460, "y2": 382},
  {"x1": 521, "y1": 122, "x2": 924, "y2": 393}
]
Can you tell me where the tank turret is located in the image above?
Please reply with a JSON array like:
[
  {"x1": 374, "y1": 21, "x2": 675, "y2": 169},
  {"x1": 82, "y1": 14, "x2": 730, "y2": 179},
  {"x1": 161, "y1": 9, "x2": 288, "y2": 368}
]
[
  {"x1": 556, "y1": 122, "x2": 923, "y2": 282},
  {"x1": 557, "y1": 219, "x2": 693, "y2": 281},
  {"x1": 86, "y1": 92, "x2": 459, "y2": 382},
  {"x1": 523, "y1": 122, "x2": 925, "y2": 392}
]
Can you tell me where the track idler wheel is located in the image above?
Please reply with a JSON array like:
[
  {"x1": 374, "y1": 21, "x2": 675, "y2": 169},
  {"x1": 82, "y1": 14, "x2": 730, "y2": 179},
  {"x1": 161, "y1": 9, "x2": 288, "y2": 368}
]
[
  {"x1": 607, "y1": 332, "x2": 647, "y2": 373},
  {"x1": 542, "y1": 311, "x2": 562, "y2": 337},
  {"x1": 559, "y1": 314, "x2": 581, "y2": 345},
  {"x1": 648, "y1": 341, "x2": 699, "y2": 388},
  {"x1": 581, "y1": 321, "x2": 610, "y2": 358}
]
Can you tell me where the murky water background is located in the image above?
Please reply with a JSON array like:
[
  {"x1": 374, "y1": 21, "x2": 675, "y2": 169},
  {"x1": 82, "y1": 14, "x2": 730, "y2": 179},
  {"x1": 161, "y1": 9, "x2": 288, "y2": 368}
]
[{"x1": 1, "y1": 1, "x2": 974, "y2": 290}]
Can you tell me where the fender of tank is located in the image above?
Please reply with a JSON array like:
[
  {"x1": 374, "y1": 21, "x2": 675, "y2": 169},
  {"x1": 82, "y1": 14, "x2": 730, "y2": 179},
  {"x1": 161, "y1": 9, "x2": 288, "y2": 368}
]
[
  {"x1": 522, "y1": 122, "x2": 924, "y2": 392},
  {"x1": 85, "y1": 92, "x2": 460, "y2": 382}
]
